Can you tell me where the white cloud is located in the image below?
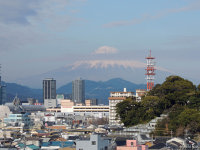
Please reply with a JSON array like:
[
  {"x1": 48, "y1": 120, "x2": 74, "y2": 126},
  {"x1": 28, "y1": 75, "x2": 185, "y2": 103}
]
[
  {"x1": 0, "y1": 0, "x2": 85, "y2": 52},
  {"x1": 0, "y1": 0, "x2": 39, "y2": 25},
  {"x1": 93, "y1": 46, "x2": 118, "y2": 54},
  {"x1": 0, "y1": 0, "x2": 74, "y2": 26},
  {"x1": 103, "y1": 1, "x2": 200, "y2": 28}
]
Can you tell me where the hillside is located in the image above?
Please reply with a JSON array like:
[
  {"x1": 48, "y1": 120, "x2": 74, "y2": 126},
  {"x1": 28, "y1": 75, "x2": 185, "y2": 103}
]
[
  {"x1": 2, "y1": 81, "x2": 43, "y2": 103},
  {"x1": 57, "y1": 78, "x2": 146, "y2": 104},
  {"x1": 116, "y1": 76, "x2": 200, "y2": 137}
]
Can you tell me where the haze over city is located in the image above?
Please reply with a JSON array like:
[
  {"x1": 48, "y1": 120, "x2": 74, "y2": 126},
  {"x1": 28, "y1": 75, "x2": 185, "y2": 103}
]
[{"x1": 0, "y1": 0, "x2": 200, "y2": 87}]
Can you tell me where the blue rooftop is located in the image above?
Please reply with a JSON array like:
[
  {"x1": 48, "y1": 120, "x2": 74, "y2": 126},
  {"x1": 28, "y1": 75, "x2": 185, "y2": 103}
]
[
  {"x1": 42, "y1": 141, "x2": 74, "y2": 147},
  {"x1": 27, "y1": 144, "x2": 40, "y2": 150}
]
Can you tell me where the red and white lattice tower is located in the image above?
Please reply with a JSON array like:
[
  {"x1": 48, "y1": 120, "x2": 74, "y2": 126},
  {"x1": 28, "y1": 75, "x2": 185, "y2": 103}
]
[{"x1": 145, "y1": 50, "x2": 156, "y2": 91}]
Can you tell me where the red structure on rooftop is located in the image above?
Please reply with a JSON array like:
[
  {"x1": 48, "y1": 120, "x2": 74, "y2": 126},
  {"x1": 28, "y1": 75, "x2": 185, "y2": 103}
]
[{"x1": 145, "y1": 50, "x2": 156, "y2": 91}]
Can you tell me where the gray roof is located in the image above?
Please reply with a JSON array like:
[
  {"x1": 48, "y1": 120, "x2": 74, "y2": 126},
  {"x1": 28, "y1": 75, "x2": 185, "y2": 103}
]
[{"x1": 5, "y1": 103, "x2": 46, "y2": 113}]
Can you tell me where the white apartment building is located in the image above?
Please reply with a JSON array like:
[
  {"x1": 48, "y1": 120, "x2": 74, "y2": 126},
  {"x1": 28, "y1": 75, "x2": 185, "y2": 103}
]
[
  {"x1": 109, "y1": 88, "x2": 135, "y2": 126},
  {"x1": 136, "y1": 89, "x2": 146, "y2": 102}
]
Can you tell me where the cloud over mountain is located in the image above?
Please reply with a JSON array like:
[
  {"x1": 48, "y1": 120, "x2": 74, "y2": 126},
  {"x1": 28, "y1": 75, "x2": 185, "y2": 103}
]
[{"x1": 93, "y1": 46, "x2": 118, "y2": 54}]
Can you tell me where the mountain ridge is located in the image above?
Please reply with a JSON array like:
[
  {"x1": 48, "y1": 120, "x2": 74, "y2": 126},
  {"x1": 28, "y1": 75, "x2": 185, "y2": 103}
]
[{"x1": 3, "y1": 78, "x2": 146, "y2": 104}]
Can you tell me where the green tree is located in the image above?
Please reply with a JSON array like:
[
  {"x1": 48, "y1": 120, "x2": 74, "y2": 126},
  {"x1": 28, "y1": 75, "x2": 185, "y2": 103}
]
[
  {"x1": 149, "y1": 76, "x2": 196, "y2": 106},
  {"x1": 115, "y1": 97, "x2": 135, "y2": 126},
  {"x1": 116, "y1": 75, "x2": 200, "y2": 137},
  {"x1": 177, "y1": 108, "x2": 200, "y2": 135}
]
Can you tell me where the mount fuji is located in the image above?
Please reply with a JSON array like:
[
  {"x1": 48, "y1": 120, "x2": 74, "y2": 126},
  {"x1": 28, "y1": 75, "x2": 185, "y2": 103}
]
[{"x1": 15, "y1": 59, "x2": 171, "y2": 88}]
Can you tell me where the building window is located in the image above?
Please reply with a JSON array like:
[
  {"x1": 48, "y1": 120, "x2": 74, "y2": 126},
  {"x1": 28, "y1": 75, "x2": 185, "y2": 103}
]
[
  {"x1": 79, "y1": 149, "x2": 83, "y2": 150},
  {"x1": 92, "y1": 141, "x2": 96, "y2": 145},
  {"x1": 105, "y1": 146, "x2": 108, "y2": 150},
  {"x1": 131, "y1": 142, "x2": 133, "y2": 146}
]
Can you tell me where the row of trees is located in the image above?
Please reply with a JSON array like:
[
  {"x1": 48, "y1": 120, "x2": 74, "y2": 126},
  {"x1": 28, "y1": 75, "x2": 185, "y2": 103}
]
[{"x1": 116, "y1": 76, "x2": 200, "y2": 137}]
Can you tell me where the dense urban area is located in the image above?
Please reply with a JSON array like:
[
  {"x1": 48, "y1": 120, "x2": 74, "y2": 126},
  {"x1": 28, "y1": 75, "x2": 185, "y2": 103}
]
[
  {"x1": 1, "y1": 0, "x2": 200, "y2": 149},
  {"x1": 0, "y1": 52, "x2": 200, "y2": 150}
]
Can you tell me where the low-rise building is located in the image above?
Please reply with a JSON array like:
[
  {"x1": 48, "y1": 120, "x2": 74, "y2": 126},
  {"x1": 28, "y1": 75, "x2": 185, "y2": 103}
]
[
  {"x1": 76, "y1": 134, "x2": 114, "y2": 150},
  {"x1": 117, "y1": 139, "x2": 148, "y2": 150},
  {"x1": 60, "y1": 100, "x2": 109, "y2": 117},
  {"x1": 73, "y1": 105, "x2": 109, "y2": 117},
  {"x1": 85, "y1": 99, "x2": 98, "y2": 106},
  {"x1": 61, "y1": 99, "x2": 74, "y2": 113},
  {"x1": 4, "y1": 113, "x2": 33, "y2": 127}
]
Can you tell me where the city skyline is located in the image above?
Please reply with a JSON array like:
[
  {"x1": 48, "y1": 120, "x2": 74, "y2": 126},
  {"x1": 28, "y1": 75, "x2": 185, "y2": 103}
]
[{"x1": 0, "y1": 0, "x2": 200, "y2": 86}]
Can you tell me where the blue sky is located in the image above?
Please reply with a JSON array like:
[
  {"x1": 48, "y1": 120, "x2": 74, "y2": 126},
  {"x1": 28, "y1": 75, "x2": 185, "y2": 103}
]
[{"x1": 0, "y1": 0, "x2": 200, "y2": 85}]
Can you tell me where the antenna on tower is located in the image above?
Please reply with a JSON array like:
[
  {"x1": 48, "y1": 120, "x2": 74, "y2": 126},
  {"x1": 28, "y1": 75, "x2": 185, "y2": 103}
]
[
  {"x1": 149, "y1": 49, "x2": 151, "y2": 57},
  {"x1": 145, "y1": 50, "x2": 156, "y2": 91}
]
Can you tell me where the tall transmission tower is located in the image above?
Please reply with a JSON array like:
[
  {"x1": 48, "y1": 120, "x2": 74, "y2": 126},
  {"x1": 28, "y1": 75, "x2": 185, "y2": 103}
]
[{"x1": 145, "y1": 50, "x2": 156, "y2": 91}]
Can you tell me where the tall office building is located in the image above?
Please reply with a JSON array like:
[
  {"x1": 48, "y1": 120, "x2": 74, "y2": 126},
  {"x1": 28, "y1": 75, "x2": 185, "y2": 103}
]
[
  {"x1": 72, "y1": 78, "x2": 85, "y2": 104},
  {"x1": 43, "y1": 78, "x2": 57, "y2": 108},
  {"x1": 0, "y1": 85, "x2": 6, "y2": 105},
  {"x1": 0, "y1": 65, "x2": 6, "y2": 105}
]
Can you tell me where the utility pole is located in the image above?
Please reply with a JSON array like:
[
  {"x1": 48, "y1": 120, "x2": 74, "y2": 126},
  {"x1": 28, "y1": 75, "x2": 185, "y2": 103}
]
[
  {"x1": 185, "y1": 129, "x2": 188, "y2": 139},
  {"x1": 170, "y1": 130, "x2": 173, "y2": 139}
]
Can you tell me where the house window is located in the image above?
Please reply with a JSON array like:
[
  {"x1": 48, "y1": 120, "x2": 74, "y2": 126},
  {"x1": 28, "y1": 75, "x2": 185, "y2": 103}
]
[
  {"x1": 131, "y1": 142, "x2": 134, "y2": 146},
  {"x1": 92, "y1": 141, "x2": 96, "y2": 145}
]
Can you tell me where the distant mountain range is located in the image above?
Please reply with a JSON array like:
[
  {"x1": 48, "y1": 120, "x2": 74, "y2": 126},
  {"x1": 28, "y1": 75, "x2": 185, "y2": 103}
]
[
  {"x1": 3, "y1": 78, "x2": 146, "y2": 105},
  {"x1": 58, "y1": 78, "x2": 146, "y2": 104},
  {"x1": 2, "y1": 81, "x2": 43, "y2": 103}
]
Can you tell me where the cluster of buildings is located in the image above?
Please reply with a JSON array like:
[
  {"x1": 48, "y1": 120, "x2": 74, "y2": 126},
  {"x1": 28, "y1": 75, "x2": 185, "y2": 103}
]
[
  {"x1": 42, "y1": 78, "x2": 147, "y2": 127},
  {"x1": 0, "y1": 52, "x2": 199, "y2": 149},
  {"x1": 0, "y1": 76, "x2": 185, "y2": 150},
  {"x1": 0, "y1": 75, "x2": 154, "y2": 149},
  {"x1": 42, "y1": 78, "x2": 109, "y2": 119}
]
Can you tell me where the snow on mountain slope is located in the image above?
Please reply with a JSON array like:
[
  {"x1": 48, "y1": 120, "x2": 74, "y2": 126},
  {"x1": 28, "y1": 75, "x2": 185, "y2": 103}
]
[{"x1": 15, "y1": 59, "x2": 171, "y2": 88}]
